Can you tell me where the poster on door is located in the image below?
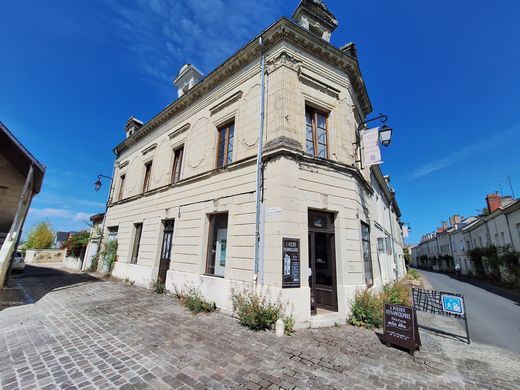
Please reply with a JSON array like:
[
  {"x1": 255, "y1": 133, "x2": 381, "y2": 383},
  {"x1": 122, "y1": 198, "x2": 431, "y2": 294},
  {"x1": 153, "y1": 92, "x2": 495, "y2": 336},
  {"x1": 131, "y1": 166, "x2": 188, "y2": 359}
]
[{"x1": 282, "y1": 238, "x2": 300, "y2": 288}]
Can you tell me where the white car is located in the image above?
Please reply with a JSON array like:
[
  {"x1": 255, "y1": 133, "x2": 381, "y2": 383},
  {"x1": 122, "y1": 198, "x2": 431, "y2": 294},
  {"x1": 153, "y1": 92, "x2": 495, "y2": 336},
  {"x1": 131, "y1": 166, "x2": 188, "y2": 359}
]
[{"x1": 11, "y1": 251, "x2": 25, "y2": 272}]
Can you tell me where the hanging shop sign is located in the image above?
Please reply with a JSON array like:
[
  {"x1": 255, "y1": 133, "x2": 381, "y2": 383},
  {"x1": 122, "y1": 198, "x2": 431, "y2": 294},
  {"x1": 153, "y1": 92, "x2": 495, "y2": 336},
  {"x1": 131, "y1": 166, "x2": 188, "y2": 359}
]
[
  {"x1": 282, "y1": 238, "x2": 300, "y2": 288},
  {"x1": 362, "y1": 127, "x2": 382, "y2": 166},
  {"x1": 383, "y1": 303, "x2": 421, "y2": 355}
]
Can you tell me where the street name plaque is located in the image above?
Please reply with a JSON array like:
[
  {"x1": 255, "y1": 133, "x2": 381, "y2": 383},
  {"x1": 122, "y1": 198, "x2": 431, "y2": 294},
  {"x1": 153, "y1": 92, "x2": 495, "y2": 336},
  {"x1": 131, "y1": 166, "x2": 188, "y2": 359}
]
[{"x1": 383, "y1": 303, "x2": 421, "y2": 355}]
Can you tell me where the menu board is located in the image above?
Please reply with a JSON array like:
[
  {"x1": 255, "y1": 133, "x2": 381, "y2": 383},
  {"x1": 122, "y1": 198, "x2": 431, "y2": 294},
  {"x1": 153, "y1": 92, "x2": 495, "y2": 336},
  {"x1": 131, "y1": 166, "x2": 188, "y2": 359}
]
[
  {"x1": 282, "y1": 238, "x2": 300, "y2": 288},
  {"x1": 383, "y1": 303, "x2": 421, "y2": 355}
]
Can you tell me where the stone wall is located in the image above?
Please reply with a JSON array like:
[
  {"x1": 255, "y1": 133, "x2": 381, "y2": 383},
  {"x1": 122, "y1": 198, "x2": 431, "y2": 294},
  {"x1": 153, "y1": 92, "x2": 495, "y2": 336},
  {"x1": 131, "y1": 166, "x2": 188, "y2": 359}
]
[{"x1": 25, "y1": 249, "x2": 66, "y2": 264}]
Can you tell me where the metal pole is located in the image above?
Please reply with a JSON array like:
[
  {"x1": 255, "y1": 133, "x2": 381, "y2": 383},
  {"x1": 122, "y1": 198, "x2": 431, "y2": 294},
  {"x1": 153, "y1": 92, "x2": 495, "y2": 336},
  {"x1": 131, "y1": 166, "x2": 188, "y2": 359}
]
[
  {"x1": 506, "y1": 176, "x2": 515, "y2": 199},
  {"x1": 253, "y1": 36, "x2": 266, "y2": 283}
]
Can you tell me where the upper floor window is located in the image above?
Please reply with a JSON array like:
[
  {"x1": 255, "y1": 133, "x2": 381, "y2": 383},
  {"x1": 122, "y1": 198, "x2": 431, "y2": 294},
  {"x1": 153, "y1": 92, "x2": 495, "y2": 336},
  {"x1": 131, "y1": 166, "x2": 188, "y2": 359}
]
[
  {"x1": 118, "y1": 174, "x2": 126, "y2": 201},
  {"x1": 142, "y1": 161, "x2": 153, "y2": 192},
  {"x1": 171, "y1": 146, "x2": 184, "y2": 184},
  {"x1": 305, "y1": 106, "x2": 328, "y2": 158},
  {"x1": 216, "y1": 121, "x2": 234, "y2": 168}
]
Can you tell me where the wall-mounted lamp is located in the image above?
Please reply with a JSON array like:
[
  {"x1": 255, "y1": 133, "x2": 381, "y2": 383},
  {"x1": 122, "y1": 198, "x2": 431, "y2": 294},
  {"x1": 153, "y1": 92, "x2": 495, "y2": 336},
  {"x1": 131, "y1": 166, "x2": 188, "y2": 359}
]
[
  {"x1": 358, "y1": 113, "x2": 393, "y2": 147},
  {"x1": 94, "y1": 174, "x2": 113, "y2": 192}
]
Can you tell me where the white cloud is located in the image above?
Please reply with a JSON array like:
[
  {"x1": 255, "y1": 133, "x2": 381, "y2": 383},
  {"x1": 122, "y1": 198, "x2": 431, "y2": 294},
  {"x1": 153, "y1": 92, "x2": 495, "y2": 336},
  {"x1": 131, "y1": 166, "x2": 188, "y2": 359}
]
[
  {"x1": 409, "y1": 125, "x2": 520, "y2": 180},
  {"x1": 29, "y1": 208, "x2": 74, "y2": 219},
  {"x1": 73, "y1": 212, "x2": 91, "y2": 221},
  {"x1": 107, "y1": 0, "x2": 283, "y2": 95}
]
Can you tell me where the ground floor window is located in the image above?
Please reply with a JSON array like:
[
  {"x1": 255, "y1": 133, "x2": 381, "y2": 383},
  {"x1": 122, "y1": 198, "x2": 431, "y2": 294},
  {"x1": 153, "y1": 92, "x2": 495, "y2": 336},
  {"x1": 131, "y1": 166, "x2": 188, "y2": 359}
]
[
  {"x1": 361, "y1": 222, "x2": 373, "y2": 286},
  {"x1": 107, "y1": 226, "x2": 118, "y2": 241},
  {"x1": 131, "y1": 223, "x2": 143, "y2": 264},
  {"x1": 206, "y1": 213, "x2": 228, "y2": 277}
]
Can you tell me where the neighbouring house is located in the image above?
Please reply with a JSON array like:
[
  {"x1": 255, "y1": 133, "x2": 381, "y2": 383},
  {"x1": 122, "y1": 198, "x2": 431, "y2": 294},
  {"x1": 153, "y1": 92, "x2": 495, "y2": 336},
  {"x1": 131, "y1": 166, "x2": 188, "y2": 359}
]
[
  {"x1": 0, "y1": 121, "x2": 45, "y2": 287},
  {"x1": 82, "y1": 213, "x2": 105, "y2": 271},
  {"x1": 413, "y1": 193, "x2": 520, "y2": 280},
  {"x1": 55, "y1": 231, "x2": 78, "y2": 249},
  {"x1": 101, "y1": 0, "x2": 406, "y2": 327}
]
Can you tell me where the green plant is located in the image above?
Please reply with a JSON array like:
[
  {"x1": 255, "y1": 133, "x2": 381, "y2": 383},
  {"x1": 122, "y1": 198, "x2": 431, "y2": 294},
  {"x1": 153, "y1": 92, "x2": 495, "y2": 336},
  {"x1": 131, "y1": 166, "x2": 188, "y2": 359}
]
[
  {"x1": 100, "y1": 239, "x2": 118, "y2": 275},
  {"x1": 178, "y1": 286, "x2": 216, "y2": 314},
  {"x1": 152, "y1": 280, "x2": 166, "y2": 294},
  {"x1": 88, "y1": 250, "x2": 100, "y2": 272},
  {"x1": 381, "y1": 282, "x2": 411, "y2": 306},
  {"x1": 62, "y1": 231, "x2": 90, "y2": 258},
  {"x1": 231, "y1": 289, "x2": 281, "y2": 331},
  {"x1": 348, "y1": 289, "x2": 383, "y2": 329},
  {"x1": 25, "y1": 222, "x2": 55, "y2": 249},
  {"x1": 403, "y1": 247, "x2": 412, "y2": 266},
  {"x1": 406, "y1": 268, "x2": 421, "y2": 281},
  {"x1": 283, "y1": 315, "x2": 295, "y2": 335}
]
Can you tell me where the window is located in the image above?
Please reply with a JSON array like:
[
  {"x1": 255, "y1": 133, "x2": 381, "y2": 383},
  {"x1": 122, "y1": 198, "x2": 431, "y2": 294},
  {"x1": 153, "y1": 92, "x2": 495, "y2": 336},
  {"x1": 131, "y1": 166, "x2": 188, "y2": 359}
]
[
  {"x1": 131, "y1": 223, "x2": 143, "y2": 264},
  {"x1": 118, "y1": 175, "x2": 126, "y2": 201},
  {"x1": 171, "y1": 146, "x2": 184, "y2": 184},
  {"x1": 216, "y1": 122, "x2": 234, "y2": 168},
  {"x1": 305, "y1": 106, "x2": 328, "y2": 158},
  {"x1": 206, "y1": 213, "x2": 228, "y2": 277},
  {"x1": 142, "y1": 161, "x2": 153, "y2": 192},
  {"x1": 107, "y1": 226, "x2": 118, "y2": 242},
  {"x1": 361, "y1": 222, "x2": 373, "y2": 286}
]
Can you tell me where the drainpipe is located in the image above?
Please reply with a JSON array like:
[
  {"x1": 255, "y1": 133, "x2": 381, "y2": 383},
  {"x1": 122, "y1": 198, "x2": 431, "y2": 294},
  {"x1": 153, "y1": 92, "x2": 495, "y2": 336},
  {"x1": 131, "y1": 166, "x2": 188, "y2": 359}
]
[
  {"x1": 253, "y1": 36, "x2": 266, "y2": 284},
  {"x1": 386, "y1": 202, "x2": 398, "y2": 280}
]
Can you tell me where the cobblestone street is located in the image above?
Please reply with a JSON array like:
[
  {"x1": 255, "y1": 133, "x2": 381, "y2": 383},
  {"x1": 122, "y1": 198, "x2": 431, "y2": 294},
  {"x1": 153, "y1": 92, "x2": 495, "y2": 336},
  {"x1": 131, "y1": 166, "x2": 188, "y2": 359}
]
[{"x1": 1, "y1": 264, "x2": 519, "y2": 390}]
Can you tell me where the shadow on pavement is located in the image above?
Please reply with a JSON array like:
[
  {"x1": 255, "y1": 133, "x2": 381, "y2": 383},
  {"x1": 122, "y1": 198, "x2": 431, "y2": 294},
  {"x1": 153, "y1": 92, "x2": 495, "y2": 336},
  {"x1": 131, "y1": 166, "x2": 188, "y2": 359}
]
[
  {"x1": 444, "y1": 274, "x2": 520, "y2": 306},
  {"x1": 0, "y1": 264, "x2": 102, "y2": 312}
]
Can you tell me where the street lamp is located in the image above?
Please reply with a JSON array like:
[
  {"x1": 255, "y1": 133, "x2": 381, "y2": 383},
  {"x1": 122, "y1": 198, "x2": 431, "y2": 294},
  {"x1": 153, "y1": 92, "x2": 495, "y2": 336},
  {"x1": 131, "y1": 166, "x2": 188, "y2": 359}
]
[
  {"x1": 357, "y1": 113, "x2": 393, "y2": 147},
  {"x1": 94, "y1": 175, "x2": 112, "y2": 192}
]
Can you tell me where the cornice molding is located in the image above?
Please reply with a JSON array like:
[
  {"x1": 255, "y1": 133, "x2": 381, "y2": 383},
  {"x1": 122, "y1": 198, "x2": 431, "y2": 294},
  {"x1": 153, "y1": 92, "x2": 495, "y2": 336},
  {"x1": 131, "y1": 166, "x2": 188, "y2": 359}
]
[
  {"x1": 141, "y1": 143, "x2": 157, "y2": 155},
  {"x1": 168, "y1": 123, "x2": 190, "y2": 139},
  {"x1": 209, "y1": 91, "x2": 243, "y2": 116},
  {"x1": 113, "y1": 17, "x2": 372, "y2": 156}
]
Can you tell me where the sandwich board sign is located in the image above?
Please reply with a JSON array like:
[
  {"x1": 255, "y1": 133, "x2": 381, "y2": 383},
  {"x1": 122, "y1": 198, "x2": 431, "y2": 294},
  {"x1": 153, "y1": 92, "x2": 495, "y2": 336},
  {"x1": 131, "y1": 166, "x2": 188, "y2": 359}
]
[{"x1": 382, "y1": 303, "x2": 421, "y2": 355}]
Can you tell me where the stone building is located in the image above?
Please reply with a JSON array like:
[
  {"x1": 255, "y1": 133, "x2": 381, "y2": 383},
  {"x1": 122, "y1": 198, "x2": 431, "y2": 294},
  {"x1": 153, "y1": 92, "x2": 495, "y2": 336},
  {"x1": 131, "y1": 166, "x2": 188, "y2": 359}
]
[
  {"x1": 102, "y1": 0, "x2": 405, "y2": 327},
  {"x1": 0, "y1": 121, "x2": 45, "y2": 287}
]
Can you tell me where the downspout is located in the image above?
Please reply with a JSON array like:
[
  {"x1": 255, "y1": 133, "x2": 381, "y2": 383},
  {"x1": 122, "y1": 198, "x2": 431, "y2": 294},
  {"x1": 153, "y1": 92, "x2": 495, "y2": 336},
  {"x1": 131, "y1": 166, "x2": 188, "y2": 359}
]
[
  {"x1": 253, "y1": 36, "x2": 266, "y2": 284},
  {"x1": 386, "y1": 201, "x2": 398, "y2": 280}
]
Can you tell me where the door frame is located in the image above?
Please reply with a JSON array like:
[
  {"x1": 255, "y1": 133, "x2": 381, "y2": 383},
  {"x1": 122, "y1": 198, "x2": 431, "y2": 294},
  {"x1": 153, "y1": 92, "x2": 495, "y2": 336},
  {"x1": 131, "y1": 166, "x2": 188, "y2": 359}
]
[{"x1": 308, "y1": 209, "x2": 338, "y2": 312}]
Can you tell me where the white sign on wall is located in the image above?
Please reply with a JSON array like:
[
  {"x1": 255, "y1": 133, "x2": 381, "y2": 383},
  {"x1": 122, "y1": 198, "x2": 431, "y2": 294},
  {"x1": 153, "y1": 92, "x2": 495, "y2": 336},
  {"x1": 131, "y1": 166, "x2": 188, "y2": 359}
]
[{"x1": 362, "y1": 127, "x2": 383, "y2": 166}]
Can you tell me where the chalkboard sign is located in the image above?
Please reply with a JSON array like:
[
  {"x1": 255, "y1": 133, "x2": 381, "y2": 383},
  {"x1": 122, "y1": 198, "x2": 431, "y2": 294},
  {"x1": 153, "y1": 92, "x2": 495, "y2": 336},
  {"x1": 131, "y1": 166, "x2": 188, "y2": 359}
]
[
  {"x1": 383, "y1": 303, "x2": 421, "y2": 355},
  {"x1": 282, "y1": 238, "x2": 300, "y2": 288}
]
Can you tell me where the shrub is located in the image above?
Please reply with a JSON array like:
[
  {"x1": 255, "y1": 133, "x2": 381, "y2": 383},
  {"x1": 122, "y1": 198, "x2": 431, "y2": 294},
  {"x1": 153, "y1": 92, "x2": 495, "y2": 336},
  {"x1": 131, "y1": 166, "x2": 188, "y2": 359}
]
[
  {"x1": 381, "y1": 282, "x2": 411, "y2": 306},
  {"x1": 62, "y1": 231, "x2": 90, "y2": 258},
  {"x1": 231, "y1": 289, "x2": 281, "y2": 331},
  {"x1": 406, "y1": 268, "x2": 421, "y2": 280},
  {"x1": 100, "y1": 240, "x2": 118, "y2": 275},
  {"x1": 152, "y1": 280, "x2": 166, "y2": 294},
  {"x1": 178, "y1": 286, "x2": 216, "y2": 314},
  {"x1": 348, "y1": 289, "x2": 383, "y2": 329}
]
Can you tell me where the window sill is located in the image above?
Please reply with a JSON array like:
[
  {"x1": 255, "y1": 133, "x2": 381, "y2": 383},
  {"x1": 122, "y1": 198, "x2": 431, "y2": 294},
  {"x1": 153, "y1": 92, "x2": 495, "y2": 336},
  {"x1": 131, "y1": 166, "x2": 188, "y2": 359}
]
[{"x1": 203, "y1": 273, "x2": 225, "y2": 279}]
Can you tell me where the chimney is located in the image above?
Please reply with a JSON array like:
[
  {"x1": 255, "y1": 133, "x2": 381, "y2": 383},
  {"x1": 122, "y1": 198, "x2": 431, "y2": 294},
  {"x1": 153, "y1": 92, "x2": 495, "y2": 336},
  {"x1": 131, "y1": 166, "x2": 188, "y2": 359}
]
[
  {"x1": 291, "y1": 0, "x2": 338, "y2": 42},
  {"x1": 173, "y1": 64, "x2": 204, "y2": 98},
  {"x1": 437, "y1": 227, "x2": 443, "y2": 233},
  {"x1": 442, "y1": 221, "x2": 448, "y2": 231},
  {"x1": 486, "y1": 193, "x2": 502, "y2": 213},
  {"x1": 124, "y1": 117, "x2": 143, "y2": 139}
]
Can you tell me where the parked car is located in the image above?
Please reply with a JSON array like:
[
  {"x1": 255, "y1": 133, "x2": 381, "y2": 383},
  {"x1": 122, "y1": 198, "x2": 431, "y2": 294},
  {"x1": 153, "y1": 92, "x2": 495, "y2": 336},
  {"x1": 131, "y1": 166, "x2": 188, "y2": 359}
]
[{"x1": 11, "y1": 251, "x2": 25, "y2": 272}]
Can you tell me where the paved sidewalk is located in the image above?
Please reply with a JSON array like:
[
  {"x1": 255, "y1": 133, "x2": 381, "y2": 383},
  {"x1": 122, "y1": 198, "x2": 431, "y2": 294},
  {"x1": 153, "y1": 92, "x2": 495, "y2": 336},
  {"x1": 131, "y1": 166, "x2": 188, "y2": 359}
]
[{"x1": 1, "y1": 265, "x2": 519, "y2": 389}]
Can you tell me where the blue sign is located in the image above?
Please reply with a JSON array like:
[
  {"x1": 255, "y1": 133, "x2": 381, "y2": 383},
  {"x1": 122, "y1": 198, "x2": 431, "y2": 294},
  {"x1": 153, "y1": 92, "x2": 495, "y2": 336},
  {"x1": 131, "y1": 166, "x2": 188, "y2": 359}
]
[{"x1": 441, "y1": 294, "x2": 464, "y2": 316}]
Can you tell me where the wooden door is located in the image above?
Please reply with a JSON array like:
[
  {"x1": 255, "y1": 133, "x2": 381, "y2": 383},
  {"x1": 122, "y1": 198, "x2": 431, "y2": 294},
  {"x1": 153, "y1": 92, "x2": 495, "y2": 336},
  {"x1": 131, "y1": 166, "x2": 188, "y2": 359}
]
[
  {"x1": 158, "y1": 220, "x2": 174, "y2": 284},
  {"x1": 308, "y1": 210, "x2": 338, "y2": 312}
]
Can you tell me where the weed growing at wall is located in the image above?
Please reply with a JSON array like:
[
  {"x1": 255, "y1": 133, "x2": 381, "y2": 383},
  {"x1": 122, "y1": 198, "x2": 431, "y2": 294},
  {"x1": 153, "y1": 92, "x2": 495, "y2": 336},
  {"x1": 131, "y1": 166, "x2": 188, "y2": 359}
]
[
  {"x1": 175, "y1": 285, "x2": 216, "y2": 314},
  {"x1": 231, "y1": 289, "x2": 281, "y2": 331}
]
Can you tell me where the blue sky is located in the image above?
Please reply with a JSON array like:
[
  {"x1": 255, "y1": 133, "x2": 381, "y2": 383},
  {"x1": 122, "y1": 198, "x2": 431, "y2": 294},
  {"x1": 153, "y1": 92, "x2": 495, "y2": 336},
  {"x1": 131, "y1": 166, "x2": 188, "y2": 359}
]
[{"x1": 1, "y1": 0, "x2": 519, "y2": 243}]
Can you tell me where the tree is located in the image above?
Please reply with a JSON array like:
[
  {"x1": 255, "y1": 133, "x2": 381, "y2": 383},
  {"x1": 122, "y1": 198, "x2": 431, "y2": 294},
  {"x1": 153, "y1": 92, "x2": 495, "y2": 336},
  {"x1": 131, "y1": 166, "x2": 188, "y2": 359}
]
[
  {"x1": 403, "y1": 247, "x2": 412, "y2": 266},
  {"x1": 25, "y1": 222, "x2": 55, "y2": 249}
]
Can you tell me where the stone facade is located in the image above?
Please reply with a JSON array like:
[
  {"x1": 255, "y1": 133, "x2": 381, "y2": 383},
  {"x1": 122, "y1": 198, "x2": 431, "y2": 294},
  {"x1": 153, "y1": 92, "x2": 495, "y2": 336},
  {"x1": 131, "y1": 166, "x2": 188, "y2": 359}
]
[{"x1": 102, "y1": 5, "x2": 404, "y2": 327}]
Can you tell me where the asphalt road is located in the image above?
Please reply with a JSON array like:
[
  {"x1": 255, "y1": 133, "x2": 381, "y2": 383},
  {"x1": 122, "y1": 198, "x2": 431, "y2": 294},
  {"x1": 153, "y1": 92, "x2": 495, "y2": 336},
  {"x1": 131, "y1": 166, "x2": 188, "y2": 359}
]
[{"x1": 418, "y1": 269, "x2": 520, "y2": 353}]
